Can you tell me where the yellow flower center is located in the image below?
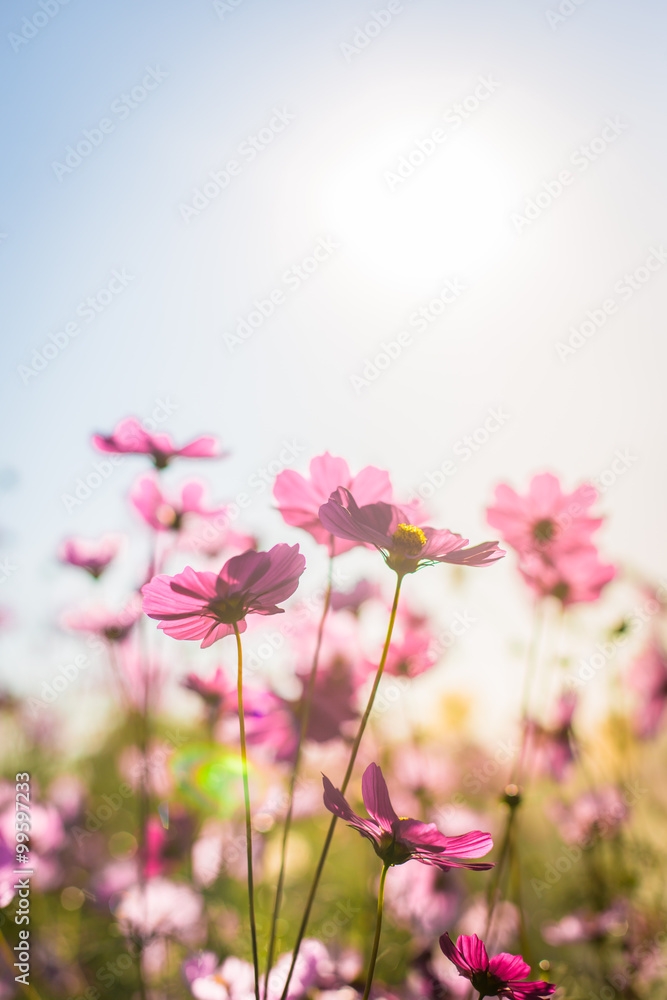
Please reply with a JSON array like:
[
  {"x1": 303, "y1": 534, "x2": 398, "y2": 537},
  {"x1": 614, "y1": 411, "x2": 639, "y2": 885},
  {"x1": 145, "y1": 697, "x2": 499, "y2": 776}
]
[{"x1": 391, "y1": 523, "x2": 427, "y2": 555}]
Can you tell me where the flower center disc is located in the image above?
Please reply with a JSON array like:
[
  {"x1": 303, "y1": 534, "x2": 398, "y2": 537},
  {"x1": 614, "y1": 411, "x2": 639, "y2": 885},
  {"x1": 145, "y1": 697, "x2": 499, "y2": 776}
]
[
  {"x1": 392, "y1": 523, "x2": 427, "y2": 555},
  {"x1": 532, "y1": 518, "x2": 555, "y2": 543}
]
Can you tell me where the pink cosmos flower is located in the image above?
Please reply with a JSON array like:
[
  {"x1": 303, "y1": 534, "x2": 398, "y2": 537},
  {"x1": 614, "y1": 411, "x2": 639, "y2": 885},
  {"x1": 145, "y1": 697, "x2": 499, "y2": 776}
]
[
  {"x1": 319, "y1": 488, "x2": 503, "y2": 576},
  {"x1": 518, "y1": 547, "x2": 615, "y2": 606},
  {"x1": 322, "y1": 762, "x2": 493, "y2": 871},
  {"x1": 274, "y1": 452, "x2": 393, "y2": 553},
  {"x1": 549, "y1": 786, "x2": 629, "y2": 845},
  {"x1": 130, "y1": 476, "x2": 226, "y2": 532},
  {"x1": 183, "y1": 667, "x2": 233, "y2": 711},
  {"x1": 93, "y1": 417, "x2": 224, "y2": 469},
  {"x1": 542, "y1": 901, "x2": 629, "y2": 946},
  {"x1": 142, "y1": 544, "x2": 306, "y2": 647},
  {"x1": 365, "y1": 604, "x2": 436, "y2": 678},
  {"x1": 116, "y1": 877, "x2": 204, "y2": 942},
  {"x1": 627, "y1": 642, "x2": 667, "y2": 738},
  {"x1": 329, "y1": 579, "x2": 382, "y2": 614},
  {"x1": 58, "y1": 535, "x2": 121, "y2": 578},
  {"x1": 439, "y1": 933, "x2": 555, "y2": 999},
  {"x1": 486, "y1": 473, "x2": 601, "y2": 557},
  {"x1": 62, "y1": 596, "x2": 142, "y2": 643}
]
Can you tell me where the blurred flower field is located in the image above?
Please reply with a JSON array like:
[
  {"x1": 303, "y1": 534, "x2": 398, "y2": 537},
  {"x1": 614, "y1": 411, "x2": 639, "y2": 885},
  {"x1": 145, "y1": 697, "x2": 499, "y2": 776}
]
[{"x1": 1, "y1": 419, "x2": 665, "y2": 1000}]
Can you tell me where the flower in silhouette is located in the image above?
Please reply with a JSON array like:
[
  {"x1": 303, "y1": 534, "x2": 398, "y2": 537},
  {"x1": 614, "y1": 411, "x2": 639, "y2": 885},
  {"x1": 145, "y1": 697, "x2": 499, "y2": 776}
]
[
  {"x1": 319, "y1": 488, "x2": 503, "y2": 576},
  {"x1": 322, "y1": 763, "x2": 493, "y2": 871},
  {"x1": 439, "y1": 932, "x2": 555, "y2": 998},
  {"x1": 93, "y1": 417, "x2": 224, "y2": 469},
  {"x1": 142, "y1": 545, "x2": 305, "y2": 647}
]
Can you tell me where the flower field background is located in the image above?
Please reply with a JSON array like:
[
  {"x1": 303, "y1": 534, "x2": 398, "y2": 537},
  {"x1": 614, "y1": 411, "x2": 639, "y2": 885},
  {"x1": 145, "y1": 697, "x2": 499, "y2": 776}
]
[{"x1": 2, "y1": 2, "x2": 666, "y2": 998}]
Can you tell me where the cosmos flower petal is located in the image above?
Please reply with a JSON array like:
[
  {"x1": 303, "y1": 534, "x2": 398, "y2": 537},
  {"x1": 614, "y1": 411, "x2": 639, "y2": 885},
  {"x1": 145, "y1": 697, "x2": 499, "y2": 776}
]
[
  {"x1": 489, "y1": 953, "x2": 531, "y2": 980},
  {"x1": 361, "y1": 763, "x2": 399, "y2": 832}
]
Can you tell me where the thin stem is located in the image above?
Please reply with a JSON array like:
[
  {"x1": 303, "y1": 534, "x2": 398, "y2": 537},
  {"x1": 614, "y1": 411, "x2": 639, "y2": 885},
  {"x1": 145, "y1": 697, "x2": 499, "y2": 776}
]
[
  {"x1": 512, "y1": 601, "x2": 546, "y2": 787},
  {"x1": 279, "y1": 574, "x2": 403, "y2": 1000},
  {"x1": 362, "y1": 864, "x2": 389, "y2": 1000},
  {"x1": 234, "y1": 623, "x2": 260, "y2": 1000},
  {"x1": 263, "y1": 550, "x2": 335, "y2": 999}
]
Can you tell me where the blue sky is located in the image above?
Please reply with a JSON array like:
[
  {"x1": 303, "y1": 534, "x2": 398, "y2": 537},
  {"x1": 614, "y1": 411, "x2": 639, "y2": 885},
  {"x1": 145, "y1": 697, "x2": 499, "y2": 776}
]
[{"x1": 1, "y1": 0, "x2": 666, "y2": 725}]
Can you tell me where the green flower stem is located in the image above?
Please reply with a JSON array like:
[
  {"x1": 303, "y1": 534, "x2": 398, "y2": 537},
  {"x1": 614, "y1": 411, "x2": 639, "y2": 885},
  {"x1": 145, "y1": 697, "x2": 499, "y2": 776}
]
[
  {"x1": 234, "y1": 623, "x2": 260, "y2": 1000},
  {"x1": 279, "y1": 574, "x2": 403, "y2": 1000},
  {"x1": 263, "y1": 550, "x2": 335, "y2": 999},
  {"x1": 362, "y1": 864, "x2": 389, "y2": 1000}
]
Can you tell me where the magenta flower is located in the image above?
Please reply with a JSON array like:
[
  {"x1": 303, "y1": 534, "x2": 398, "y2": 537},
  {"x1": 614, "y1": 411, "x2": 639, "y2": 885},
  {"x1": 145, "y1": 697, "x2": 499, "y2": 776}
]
[
  {"x1": 130, "y1": 475, "x2": 226, "y2": 532},
  {"x1": 486, "y1": 473, "x2": 601, "y2": 558},
  {"x1": 322, "y1": 763, "x2": 493, "y2": 871},
  {"x1": 439, "y1": 933, "x2": 555, "y2": 999},
  {"x1": 142, "y1": 545, "x2": 306, "y2": 647},
  {"x1": 93, "y1": 417, "x2": 224, "y2": 469},
  {"x1": 319, "y1": 488, "x2": 503, "y2": 576},
  {"x1": 58, "y1": 534, "x2": 121, "y2": 578},
  {"x1": 274, "y1": 452, "x2": 393, "y2": 552}
]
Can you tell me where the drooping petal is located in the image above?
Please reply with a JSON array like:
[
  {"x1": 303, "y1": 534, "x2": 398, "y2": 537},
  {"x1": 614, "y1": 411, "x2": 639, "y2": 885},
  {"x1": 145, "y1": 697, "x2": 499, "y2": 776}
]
[{"x1": 322, "y1": 775, "x2": 380, "y2": 843}]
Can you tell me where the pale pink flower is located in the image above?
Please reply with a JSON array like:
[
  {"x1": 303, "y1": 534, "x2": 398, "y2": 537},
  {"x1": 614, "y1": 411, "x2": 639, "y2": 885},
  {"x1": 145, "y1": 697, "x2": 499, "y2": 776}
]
[
  {"x1": 627, "y1": 642, "x2": 667, "y2": 738},
  {"x1": 549, "y1": 786, "x2": 629, "y2": 845},
  {"x1": 142, "y1": 545, "x2": 306, "y2": 647},
  {"x1": 131, "y1": 475, "x2": 226, "y2": 532},
  {"x1": 62, "y1": 596, "x2": 142, "y2": 643},
  {"x1": 58, "y1": 534, "x2": 121, "y2": 578},
  {"x1": 329, "y1": 579, "x2": 382, "y2": 614},
  {"x1": 274, "y1": 452, "x2": 393, "y2": 553},
  {"x1": 116, "y1": 877, "x2": 204, "y2": 942},
  {"x1": 518, "y1": 546, "x2": 615, "y2": 606},
  {"x1": 486, "y1": 473, "x2": 601, "y2": 558},
  {"x1": 93, "y1": 417, "x2": 224, "y2": 469},
  {"x1": 542, "y1": 901, "x2": 629, "y2": 946}
]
